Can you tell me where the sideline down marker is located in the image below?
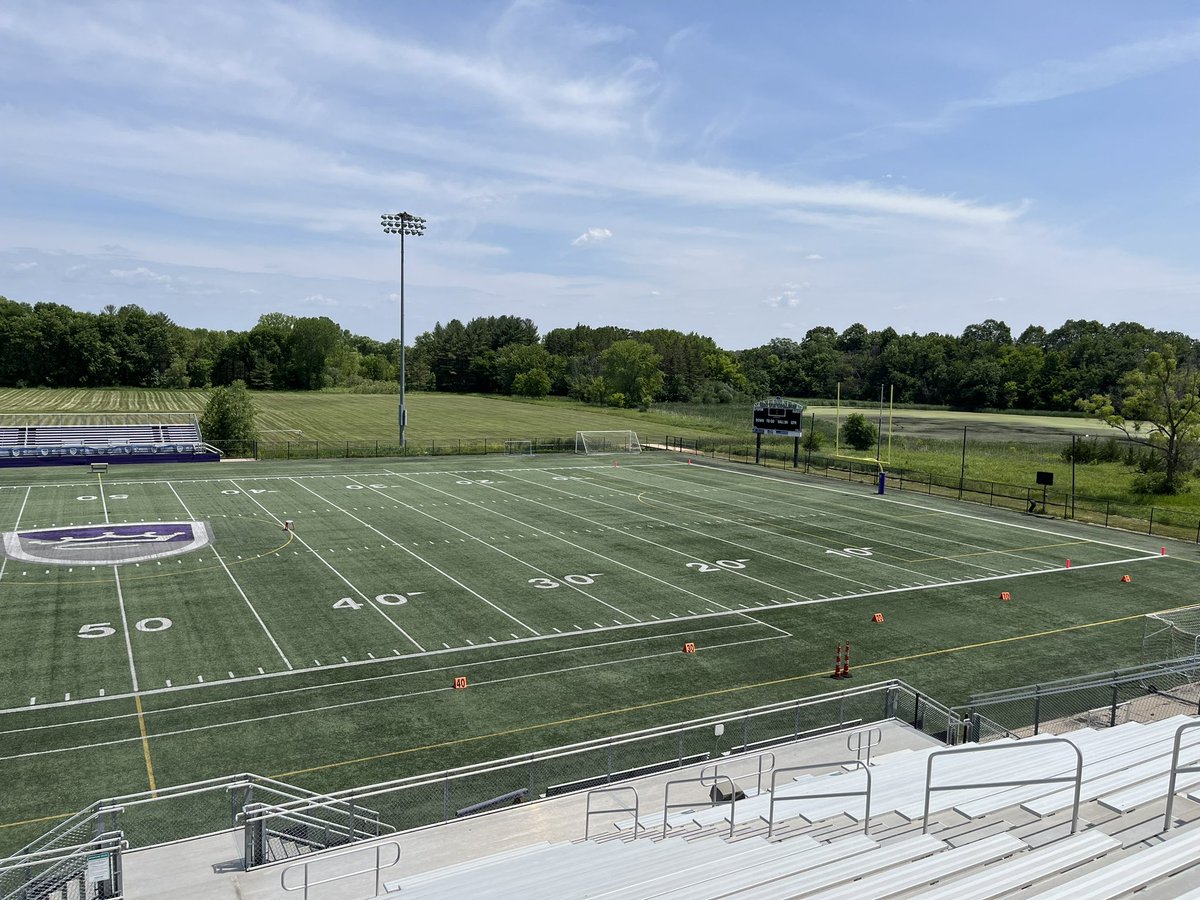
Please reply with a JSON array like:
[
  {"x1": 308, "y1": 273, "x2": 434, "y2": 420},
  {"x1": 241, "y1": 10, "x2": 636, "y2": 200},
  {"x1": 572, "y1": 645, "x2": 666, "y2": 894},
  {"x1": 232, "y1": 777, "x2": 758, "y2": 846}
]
[{"x1": 453, "y1": 676, "x2": 468, "y2": 690}]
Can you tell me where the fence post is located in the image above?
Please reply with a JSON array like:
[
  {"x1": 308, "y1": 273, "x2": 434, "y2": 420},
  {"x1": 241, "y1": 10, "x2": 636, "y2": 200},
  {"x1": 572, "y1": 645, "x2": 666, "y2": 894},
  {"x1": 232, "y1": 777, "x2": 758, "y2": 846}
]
[
  {"x1": 1105, "y1": 501, "x2": 1110, "y2": 528},
  {"x1": 1149, "y1": 507, "x2": 1155, "y2": 535},
  {"x1": 1110, "y1": 680, "x2": 1120, "y2": 727},
  {"x1": 1033, "y1": 689, "x2": 1041, "y2": 736},
  {"x1": 316, "y1": 440, "x2": 319, "y2": 458},
  {"x1": 345, "y1": 440, "x2": 349, "y2": 458}
]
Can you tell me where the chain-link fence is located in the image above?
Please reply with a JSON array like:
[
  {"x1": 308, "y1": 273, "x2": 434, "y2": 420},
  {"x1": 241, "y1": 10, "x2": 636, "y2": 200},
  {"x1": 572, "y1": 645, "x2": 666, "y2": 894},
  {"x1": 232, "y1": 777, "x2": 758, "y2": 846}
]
[
  {"x1": 664, "y1": 434, "x2": 1200, "y2": 544},
  {"x1": 240, "y1": 680, "x2": 955, "y2": 868},
  {"x1": 210, "y1": 435, "x2": 582, "y2": 460},
  {"x1": 954, "y1": 658, "x2": 1200, "y2": 741},
  {"x1": 3, "y1": 680, "x2": 953, "y2": 888},
  {"x1": 0, "y1": 831, "x2": 123, "y2": 900}
]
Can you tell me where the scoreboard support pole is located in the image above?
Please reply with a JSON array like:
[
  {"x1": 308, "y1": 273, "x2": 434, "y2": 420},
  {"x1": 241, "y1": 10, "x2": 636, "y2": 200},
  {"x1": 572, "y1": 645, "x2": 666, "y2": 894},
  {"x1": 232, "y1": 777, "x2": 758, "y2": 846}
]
[
  {"x1": 793, "y1": 436, "x2": 799, "y2": 468},
  {"x1": 755, "y1": 433, "x2": 762, "y2": 465}
]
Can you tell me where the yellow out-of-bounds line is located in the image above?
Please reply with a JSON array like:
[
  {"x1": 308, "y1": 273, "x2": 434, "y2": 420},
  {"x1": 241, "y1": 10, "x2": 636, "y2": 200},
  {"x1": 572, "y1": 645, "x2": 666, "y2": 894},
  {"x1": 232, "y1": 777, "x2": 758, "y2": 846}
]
[
  {"x1": 3, "y1": 603, "x2": 1190, "y2": 833},
  {"x1": 2, "y1": 517, "x2": 294, "y2": 586},
  {"x1": 135, "y1": 695, "x2": 157, "y2": 796},
  {"x1": 270, "y1": 607, "x2": 1153, "y2": 781}
]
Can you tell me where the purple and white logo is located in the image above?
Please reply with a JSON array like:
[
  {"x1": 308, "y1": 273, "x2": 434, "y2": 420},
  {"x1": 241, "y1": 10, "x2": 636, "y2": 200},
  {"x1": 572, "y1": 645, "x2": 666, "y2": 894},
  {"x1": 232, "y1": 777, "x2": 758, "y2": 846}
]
[{"x1": 2, "y1": 521, "x2": 212, "y2": 566}]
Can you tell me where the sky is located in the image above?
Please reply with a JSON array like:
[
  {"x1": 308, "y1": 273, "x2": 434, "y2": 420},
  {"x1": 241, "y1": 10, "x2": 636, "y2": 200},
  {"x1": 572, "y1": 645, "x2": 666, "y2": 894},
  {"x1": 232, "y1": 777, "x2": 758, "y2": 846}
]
[{"x1": 1, "y1": 1, "x2": 1198, "y2": 350}]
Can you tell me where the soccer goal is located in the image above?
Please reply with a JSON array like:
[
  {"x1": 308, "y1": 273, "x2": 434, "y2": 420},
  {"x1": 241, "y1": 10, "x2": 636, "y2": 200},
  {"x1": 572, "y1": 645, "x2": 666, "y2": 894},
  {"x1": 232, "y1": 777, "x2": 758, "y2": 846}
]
[
  {"x1": 1142, "y1": 605, "x2": 1200, "y2": 677},
  {"x1": 504, "y1": 440, "x2": 534, "y2": 456},
  {"x1": 575, "y1": 430, "x2": 642, "y2": 455}
]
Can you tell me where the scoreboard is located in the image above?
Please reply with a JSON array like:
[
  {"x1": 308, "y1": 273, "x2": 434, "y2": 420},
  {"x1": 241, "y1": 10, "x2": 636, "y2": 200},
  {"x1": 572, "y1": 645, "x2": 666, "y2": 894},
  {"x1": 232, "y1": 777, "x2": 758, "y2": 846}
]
[{"x1": 752, "y1": 399, "x2": 805, "y2": 437}]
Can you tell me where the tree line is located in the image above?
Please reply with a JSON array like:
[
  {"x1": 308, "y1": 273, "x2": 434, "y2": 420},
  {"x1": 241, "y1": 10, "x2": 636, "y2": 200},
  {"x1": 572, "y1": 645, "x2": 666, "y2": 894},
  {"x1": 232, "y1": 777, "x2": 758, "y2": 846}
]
[{"x1": 1, "y1": 294, "x2": 1196, "y2": 416}]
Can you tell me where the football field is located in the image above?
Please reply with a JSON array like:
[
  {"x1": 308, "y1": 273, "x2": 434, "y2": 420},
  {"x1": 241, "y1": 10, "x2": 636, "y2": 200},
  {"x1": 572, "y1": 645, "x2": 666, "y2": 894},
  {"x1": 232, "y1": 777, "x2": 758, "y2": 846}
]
[{"x1": 0, "y1": 452, "x2": 1190, "y2": 852}]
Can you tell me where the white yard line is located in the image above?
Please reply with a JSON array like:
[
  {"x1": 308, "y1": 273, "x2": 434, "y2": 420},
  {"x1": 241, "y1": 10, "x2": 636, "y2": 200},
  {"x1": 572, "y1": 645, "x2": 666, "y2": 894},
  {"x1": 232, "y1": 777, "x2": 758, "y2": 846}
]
[
  {"x1": 289, "y1": 478, "x2": 541, "y2": 636},
  {"x1": 0, "y1": 462, "x2": 680, "y2": 492},
  {"x1": 0, "y1": 627, "x2": 789, "y2": 763},
  {"x1": 0, "y1": 620, "x2": 763, "y2": 731},
  {"x1": 113, "y1": 567, "x2": 140, "y2": 693},
  {"x1": 386, "y1": 468, "x2": 787, "y2": 634},
  {"x1": 0, "y1": 485, "x2": 31, "y2": 583},
  {"x1": 228, "y1": 479, "x2": 427, "y2": 652},
  {"x1": 687, "y1": 460, "x2": 1162, "y2": 557},
  {"x1": 166, "y1": 482, "x2": 292, "y2": 670},
  {"x1": 515, "y1": 466, "x2": 958, "y2": 586},
  {"x1": 343, "y1": 475, "x2": 640, "y2": 623},
  {"x1": 614, "y1": 465, "x2": 1071, "y2": 576},
  {"x1": 98, "y1": 473, "x2": 110, "y2": 524}
]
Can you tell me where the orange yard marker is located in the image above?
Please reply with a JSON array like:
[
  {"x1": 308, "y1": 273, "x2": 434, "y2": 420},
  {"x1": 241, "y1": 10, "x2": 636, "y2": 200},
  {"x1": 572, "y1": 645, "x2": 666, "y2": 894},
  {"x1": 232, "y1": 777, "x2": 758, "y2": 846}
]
[
  {"x1": 453, "y1": 676, "x2": 468, "y2": 690},
  {"x1": 1121, "y1": 575, "x2": 1132, "y2": 583},
  {"x1": 871, "y1": 613, "x2": 884, "y2": 623},
  {"x1": 682, "y1": 642, "x2": 697, "y2": 653},
  {"x1": 999, "y1": 591, "x2": 1012, "y2": 601}
]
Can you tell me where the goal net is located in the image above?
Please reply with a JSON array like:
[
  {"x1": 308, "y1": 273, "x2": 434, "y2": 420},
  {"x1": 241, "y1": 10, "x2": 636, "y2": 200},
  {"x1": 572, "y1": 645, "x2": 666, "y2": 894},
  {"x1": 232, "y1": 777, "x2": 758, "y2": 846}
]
[
  {"x1": 1141, "y1": 604, "x2": 1200, "y2": 685},
  {"x1": 575, "y1": 431, "x2": 642, "y2": 455},
  {"x1": 504, "y1": 440, "x2": 534, "y2": 456}
]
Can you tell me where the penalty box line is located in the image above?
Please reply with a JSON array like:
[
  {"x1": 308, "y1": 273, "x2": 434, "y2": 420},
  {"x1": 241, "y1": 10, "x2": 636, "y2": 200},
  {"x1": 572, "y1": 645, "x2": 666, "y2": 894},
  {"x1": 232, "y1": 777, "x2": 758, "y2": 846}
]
[{"x1": 0, "y1": 627, "x2": 788, "y2": 763}]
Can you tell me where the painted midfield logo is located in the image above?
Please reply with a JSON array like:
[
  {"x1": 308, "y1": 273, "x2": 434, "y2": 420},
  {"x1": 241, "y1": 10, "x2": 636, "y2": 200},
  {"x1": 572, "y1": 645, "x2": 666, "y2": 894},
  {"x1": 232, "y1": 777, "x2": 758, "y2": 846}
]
[{"x1": 1, "y1": 522, "x2": 212, "y2": 566}]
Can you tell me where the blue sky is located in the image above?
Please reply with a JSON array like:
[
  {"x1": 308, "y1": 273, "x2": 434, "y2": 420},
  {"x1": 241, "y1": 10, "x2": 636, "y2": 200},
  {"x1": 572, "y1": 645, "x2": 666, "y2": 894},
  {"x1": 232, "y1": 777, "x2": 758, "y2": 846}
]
[{"x1": 1, "y1": 1, "x2": 1198, "y2": 349}]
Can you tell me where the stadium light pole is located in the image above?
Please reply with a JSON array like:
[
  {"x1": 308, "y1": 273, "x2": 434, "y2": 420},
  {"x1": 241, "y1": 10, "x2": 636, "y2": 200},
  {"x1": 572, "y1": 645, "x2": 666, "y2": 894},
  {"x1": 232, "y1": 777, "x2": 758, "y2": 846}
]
[{"x1": 380, "y1": 212, "x2": 426, "y2": 449}]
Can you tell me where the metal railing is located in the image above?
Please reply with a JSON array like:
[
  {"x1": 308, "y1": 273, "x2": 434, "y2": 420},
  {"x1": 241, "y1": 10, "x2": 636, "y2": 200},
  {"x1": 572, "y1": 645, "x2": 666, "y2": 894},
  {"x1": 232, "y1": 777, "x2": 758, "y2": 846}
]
[
  {"x1": 280, "y1": 840, "x2": 400, "y2": 900},
  {"x1": 0, "y1": 831, "x2": 125, "y2": 900},
  {"x1": 664, "y1": 434, "x2": 1200, "y2": 544},
  {"x1": 584, "y1": 787, "x2": 640, "y2": 840},
  {"x1": 955, "y1": 657, "x2": 1200, "y2": 740},
  {"x1": 921, "y1": 738, "x2": 1083, "y2": 835},
  {"x1": 1162, "y1": 722, "x2": 1200, "y2": 832},
  {"x1": 663, "y1": 776, "x2": 737, "y2": 839},
  {"x1": 847, "y1": 727, "x2": 882, "y2": 764},
  {"x1": 4, "y1": 681, "x2": 957, "y2": 872},
  {"x1": 700, "y1": 752, "x2": 776, "y2": 797},
  {"x1": 767, "y1": 762, "x2": 872, "y2": 838}
]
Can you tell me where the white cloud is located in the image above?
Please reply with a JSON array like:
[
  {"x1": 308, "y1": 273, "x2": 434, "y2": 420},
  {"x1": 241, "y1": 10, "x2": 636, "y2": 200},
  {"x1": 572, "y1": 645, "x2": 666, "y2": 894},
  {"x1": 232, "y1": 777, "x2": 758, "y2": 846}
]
[
  {"x1": 764, "y1": 282, "x2": 811, "y2": 308},
  {"x1": 573, "y1": 227, "x2": 613, "y2": 246},
  {"x1": 109, "y1": 266, "x2": 171, "y2": 285},
  {"x1": 305, "y1": 295, "x2": 338, "y2": 308},
  {"x1": 10, "y1": 261, "x2": 37, "y2": 272},
  {"x1": 805, "y1": 253, "x2": 824, "y2": 261}
]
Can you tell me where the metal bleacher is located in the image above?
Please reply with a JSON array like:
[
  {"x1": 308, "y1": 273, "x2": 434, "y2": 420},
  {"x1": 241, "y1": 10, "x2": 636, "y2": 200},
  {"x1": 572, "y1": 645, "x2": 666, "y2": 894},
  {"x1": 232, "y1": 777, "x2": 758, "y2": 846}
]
[
  {"x1": 0, "y1": 420, "x2": 220, "y2": 467},
  {"x1": 364, "y1": 714, "x2": 1200, "y2": 899}
]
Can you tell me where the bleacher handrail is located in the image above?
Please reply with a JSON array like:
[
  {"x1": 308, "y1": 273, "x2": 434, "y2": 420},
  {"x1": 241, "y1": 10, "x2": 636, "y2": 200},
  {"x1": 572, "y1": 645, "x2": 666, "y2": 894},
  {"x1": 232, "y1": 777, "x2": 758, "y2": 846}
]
[
  {"x1": 279, "y1": 839, "x2": 400, "y2": 899},
  {"x1": 921, "y1": 737, "x2": 1083, "y2": 834},
  {"x1": 584, "y1": 786, "x2": 639, "y2": 840},
  {"x1": 767, "y1": 761, "x2": 872, "y2": 838},
  {"x1": 4, "y1": 680, "x2": 954, "y2": 866},
  {"x1": 1162, "y1": 721, "x2": 1200, "y2": 831},
  {"x1": 700, "y1": 751, "x2": 775, "y2": 795},
  {"x1": 663, "y1": 775, "x2": 736, "y2": 839},
  {"x1": 847, "y1": 726, "x2": 882, "y2": 763},
  {"x1": 243, "y1": 680, "x2": 935, "y2": 822}
]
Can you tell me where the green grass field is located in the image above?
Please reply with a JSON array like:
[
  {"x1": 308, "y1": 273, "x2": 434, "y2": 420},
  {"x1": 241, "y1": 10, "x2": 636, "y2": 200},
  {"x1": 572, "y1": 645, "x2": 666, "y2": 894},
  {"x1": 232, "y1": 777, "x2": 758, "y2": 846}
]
[{"x1": 2, "y1": 449, "x2": 1196, "y2": 854}]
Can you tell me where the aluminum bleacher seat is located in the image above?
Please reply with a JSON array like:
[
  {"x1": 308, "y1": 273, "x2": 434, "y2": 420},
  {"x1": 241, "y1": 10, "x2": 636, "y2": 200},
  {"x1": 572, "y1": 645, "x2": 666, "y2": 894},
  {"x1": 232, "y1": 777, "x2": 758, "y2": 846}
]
[
  {"x1": 810, "y1": 831, "x2": 1026, "y2": 900},
  {"x1": 1032, "y1": 824, "x2": 1200, "y2": 899},
  {"x1": 918, "y1": 829, "x2": 1120, "y2": 900}
]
